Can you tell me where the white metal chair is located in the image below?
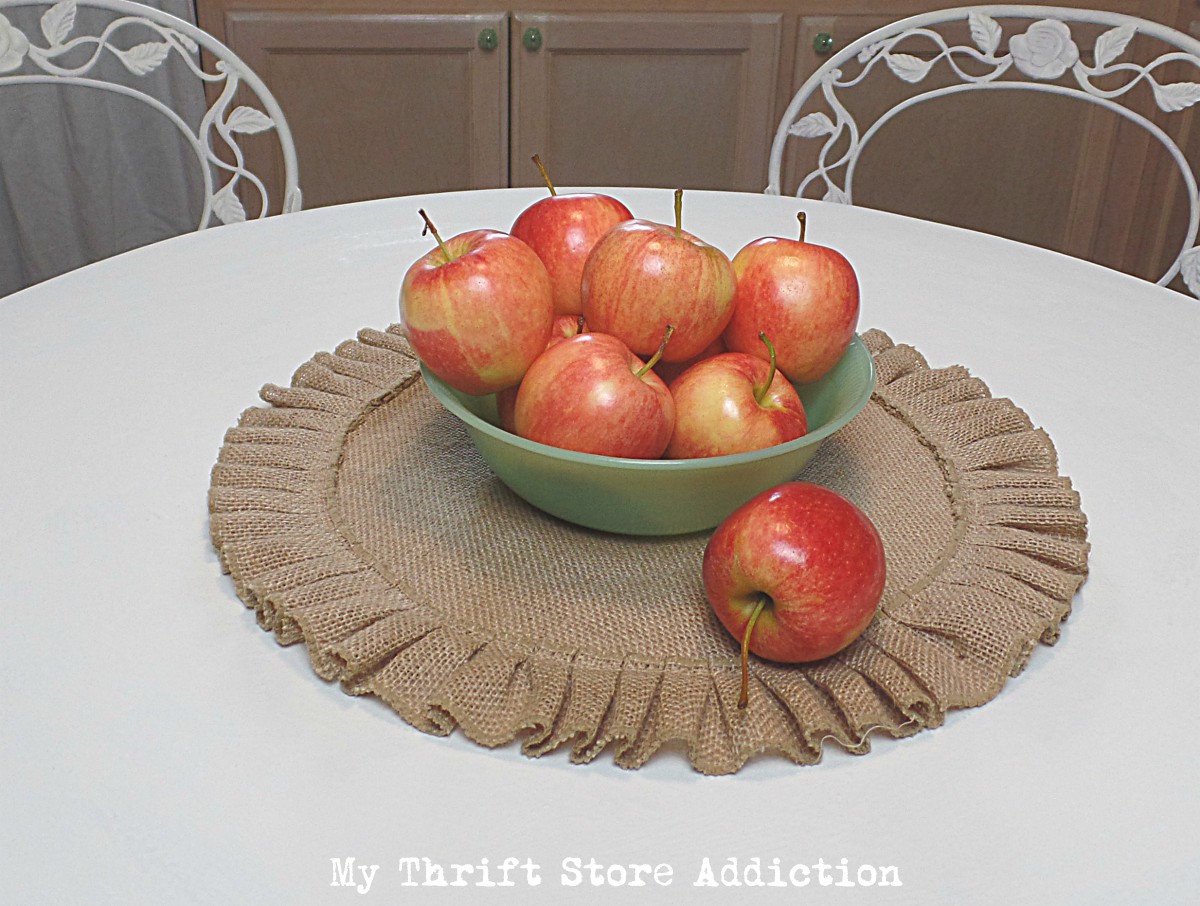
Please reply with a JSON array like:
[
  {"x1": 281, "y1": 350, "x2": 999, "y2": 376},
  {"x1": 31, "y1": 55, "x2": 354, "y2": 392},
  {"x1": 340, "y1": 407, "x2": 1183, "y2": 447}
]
[
  {"x1": 768, "y1": 5, "x2": 1200, "y2": 296},
  {"x1": 0, "y1": 0, "x2": 301, "y2": 228}
]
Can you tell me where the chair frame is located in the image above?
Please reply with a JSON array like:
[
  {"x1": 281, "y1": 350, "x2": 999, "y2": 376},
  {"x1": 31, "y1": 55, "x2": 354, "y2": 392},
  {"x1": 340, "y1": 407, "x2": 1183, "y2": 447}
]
[
  {"x1": 767, "y1": 5, "x2": 1200, "y2": 295},
  {"x1": 0, "y1": 0, "x2": 301, "y2": 226}
]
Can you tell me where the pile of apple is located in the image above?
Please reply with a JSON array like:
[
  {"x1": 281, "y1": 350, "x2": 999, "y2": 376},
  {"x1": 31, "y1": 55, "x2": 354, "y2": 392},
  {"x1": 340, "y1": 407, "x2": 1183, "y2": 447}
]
[
  {"x1": 400, "y1": 160, "x2": 885, "y2": 704},
  {"x1": 400, "y1": 160, "x2": 859, "y2": 461}
]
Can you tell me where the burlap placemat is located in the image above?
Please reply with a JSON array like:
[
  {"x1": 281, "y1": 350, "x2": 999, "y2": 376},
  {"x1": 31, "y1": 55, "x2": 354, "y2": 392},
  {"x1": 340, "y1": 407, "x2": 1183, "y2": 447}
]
[{"x1": 208, "y1": 327, "x2": 1088, "y2": 775}]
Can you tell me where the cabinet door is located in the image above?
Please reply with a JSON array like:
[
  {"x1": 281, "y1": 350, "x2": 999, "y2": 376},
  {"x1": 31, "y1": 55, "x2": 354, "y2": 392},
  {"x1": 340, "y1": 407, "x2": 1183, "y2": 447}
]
[
  {"x1": 781, "y1": 6, "x2": 1184, "y2": 283},
  {"x1": 510, "y1": 12, "x2": 782, "y2": 192},
  {"x1": 221, "y1": 11, "x2": 508, "y2": 208}
]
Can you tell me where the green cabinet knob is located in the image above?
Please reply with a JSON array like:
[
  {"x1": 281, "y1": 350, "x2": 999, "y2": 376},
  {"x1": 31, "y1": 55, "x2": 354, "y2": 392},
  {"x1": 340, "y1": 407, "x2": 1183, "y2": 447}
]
[
  {"x1": 523, "y1": 27, "x2": 543, "y2": 51},
  {"x1": 813, "y1": 32, "x2": 835, "y2": 55},
  {"x1": 478, "y1": 28, "x2": 498, "y2": 51}
]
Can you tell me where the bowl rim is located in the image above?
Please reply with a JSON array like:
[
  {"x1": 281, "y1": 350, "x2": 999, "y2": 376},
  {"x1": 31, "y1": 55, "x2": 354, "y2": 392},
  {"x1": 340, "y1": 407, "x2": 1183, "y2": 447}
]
[{"x1": 421, "y1": 334, "x2": 876, "y2": 472}]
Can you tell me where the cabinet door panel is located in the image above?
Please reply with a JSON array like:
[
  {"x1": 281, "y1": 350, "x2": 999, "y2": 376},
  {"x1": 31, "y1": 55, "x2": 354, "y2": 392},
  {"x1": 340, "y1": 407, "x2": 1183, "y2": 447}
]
[
  {"x1": 225, "y1": 12, "x2": 508, "y2": 207},
  {"x1": 511, "y1": 12, "x2": 781, "y2": 192},
  {"x1": 783, "y1": 7, "x2": 1185, "y2": 283}
]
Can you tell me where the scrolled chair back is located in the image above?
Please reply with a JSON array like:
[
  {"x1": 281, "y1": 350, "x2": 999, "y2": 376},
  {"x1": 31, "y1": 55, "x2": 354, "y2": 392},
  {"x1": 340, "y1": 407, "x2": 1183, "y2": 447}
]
[{"x1": 768, "y1": 5, "x2": 1200, "y2": 296}]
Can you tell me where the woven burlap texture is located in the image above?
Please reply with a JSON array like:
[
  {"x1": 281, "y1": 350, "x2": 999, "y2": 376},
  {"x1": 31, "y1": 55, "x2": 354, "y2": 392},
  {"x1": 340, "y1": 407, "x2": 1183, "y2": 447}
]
[{"x1": 208, "y1": 327, "x2": 1089, "y2": 775}]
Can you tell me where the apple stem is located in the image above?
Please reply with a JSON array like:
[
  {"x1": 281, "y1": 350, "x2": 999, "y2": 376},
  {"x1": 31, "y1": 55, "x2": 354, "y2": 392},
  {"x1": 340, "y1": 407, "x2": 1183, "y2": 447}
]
[
  {"x1": 674, "y1": 188, "x2": 683, "y2": 239},
  {"x1": 797, "y1": 211, "x2": 807, "y2": 243},
  {"x1": 738, "y1": 595, "x2": 769, "y2": 709},
  {"x1": 575, "y1": 314, "x2": 587, "y2": 335},
  {"x1": 532, "y1": 153, "x2": 557, "y2": 197},
  {"x1": 752, "y1": 332, "x2": 778, "y2": 406},
  {"x1": 635, "y1": 325, "x2": 675, "y2": 378},
  {"x1": 418, "y1": 209, "x2": 455, "y2": 262}
]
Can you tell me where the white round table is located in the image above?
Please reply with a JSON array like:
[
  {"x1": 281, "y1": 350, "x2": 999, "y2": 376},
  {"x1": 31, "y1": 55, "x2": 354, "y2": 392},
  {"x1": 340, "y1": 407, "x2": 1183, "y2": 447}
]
[{"x1": 3, "y1": 188, "x2": 1197, "y2": 904}]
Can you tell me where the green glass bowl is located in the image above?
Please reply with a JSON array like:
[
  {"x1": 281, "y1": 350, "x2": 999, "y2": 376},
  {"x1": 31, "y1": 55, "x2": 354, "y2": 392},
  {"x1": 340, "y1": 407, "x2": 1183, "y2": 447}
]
[{"x1": 421, "y1": 335, "x2": 876, "y2": 536}]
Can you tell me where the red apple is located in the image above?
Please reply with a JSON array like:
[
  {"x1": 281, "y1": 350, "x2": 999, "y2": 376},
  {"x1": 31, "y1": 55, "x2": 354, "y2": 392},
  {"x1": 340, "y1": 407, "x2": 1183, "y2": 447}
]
[
  {"x1": 702, "y1": 481, "x2": 886, "y2": 708},
  {"x1": 513, "y1": 328, "x2": 675, "y2": 459},
  {"x1": 496, "y1": 314, "x2": 587, "y2": 432},
  {"x1": 581, "y1": 189, "x2": 736, "y2": 363},
  {"x1": 400, "y1": 210, "x2": 553, "y2": 396},
  {"x1": 511, "y1": 155, "x2": 633, "y2": 316},
  {"x1": 723, "y1": 212, "x2": 859, "y2": 384},
  {"x1": 666, "y1": 333, "x2": 807, "y2": 458}
]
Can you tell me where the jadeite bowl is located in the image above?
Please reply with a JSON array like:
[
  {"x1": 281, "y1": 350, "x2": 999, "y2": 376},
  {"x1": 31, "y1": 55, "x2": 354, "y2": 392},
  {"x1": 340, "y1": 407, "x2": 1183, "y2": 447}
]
[{"x1": 422, "y1": 335, "x2": 875, "y2": 536}]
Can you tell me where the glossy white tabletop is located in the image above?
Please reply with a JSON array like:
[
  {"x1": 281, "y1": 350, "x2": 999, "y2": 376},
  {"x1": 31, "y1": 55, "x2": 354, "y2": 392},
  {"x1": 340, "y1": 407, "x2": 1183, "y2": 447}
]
[{"x1": 3, "y1": 188, "x2": 1198, "y2": 904}]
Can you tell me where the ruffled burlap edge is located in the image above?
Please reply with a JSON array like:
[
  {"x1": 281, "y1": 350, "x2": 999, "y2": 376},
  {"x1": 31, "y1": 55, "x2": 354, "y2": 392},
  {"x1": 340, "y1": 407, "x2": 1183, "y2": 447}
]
[{"x1": 208, "y1": 327, "x2": 1089, "y2": 775}]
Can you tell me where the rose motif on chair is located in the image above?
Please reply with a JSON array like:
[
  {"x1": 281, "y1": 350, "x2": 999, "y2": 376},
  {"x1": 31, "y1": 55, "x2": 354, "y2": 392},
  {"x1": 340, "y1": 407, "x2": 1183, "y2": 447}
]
[
  {"x1": 1009, "y1": 19, "x2": 1080, "y2": 79},
  {"x1": 0, "y1": 13, "x2": 31, "y2": 73}
]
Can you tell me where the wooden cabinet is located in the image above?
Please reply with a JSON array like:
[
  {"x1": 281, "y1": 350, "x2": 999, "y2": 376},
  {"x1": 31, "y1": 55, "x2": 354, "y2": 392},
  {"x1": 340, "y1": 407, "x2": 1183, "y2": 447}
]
[
  {"x1": 215, "y1": 11, "x2": 509, "y2": 206},
  {"x1": 198, "y1": 3, "x2": 784, "y2": 206},
  {"x1": 198, "y1": 0, "x2": 1194, "y2": 286},
  {"x1": 507, "y1": 12, "x2": 780, "y2": 191}
]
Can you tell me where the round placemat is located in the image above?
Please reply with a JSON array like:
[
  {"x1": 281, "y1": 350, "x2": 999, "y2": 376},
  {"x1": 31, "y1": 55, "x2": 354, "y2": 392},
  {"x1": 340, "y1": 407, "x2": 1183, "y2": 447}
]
[{"x1": 208, "y1": 327, "x2": 1089, "y2": 775}]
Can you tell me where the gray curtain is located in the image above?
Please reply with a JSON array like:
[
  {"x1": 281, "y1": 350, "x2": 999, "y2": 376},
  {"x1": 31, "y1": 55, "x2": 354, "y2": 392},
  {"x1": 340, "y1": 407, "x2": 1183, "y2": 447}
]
[{"x1": 0, "y1": 1, "x2": 207, "y2": 297}]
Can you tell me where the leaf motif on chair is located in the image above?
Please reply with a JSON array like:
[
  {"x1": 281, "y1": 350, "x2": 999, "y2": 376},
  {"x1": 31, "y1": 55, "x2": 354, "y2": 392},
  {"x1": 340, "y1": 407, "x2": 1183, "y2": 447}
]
[
  {"x1": 886, "y1": 53, "x2": 933, "y2": 84},
  {"x1": 171, "y1": 30, "x2": 199, "y2": 56},
  {"x1": 114, "y1": 42, "x2": 171, "y2": 76},
  {"x1": 226, "y1": 106, "x2": 276, "y2": 134},
  {"x1": 1094, "y1": 23, "x2": 1136, "y2": 68},
  {"x1": 858, "y1": 41, "x2": 885, "y2": 64},
  {"x1": 824, "y1": 185, "x2": 851, "y2": 204},
  {"x1": 40, "y1": 0, "x2": 75, "y2": 47},
  {"x1": 1179, "y1": 247, "x2": 1200, "y2": 297},
  {"x1": 789, "y1": 111, "x2": 835, "y2": 138},
  {"x1": 1151, "y1": 81, "x2": 1200, "y2": 112},
  {"x1": 213, "y1": 183, "x2": 247, "y2": 225},
  {"x1": 968, "y1": 11, "x2": 1002, "y2": 56}
]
